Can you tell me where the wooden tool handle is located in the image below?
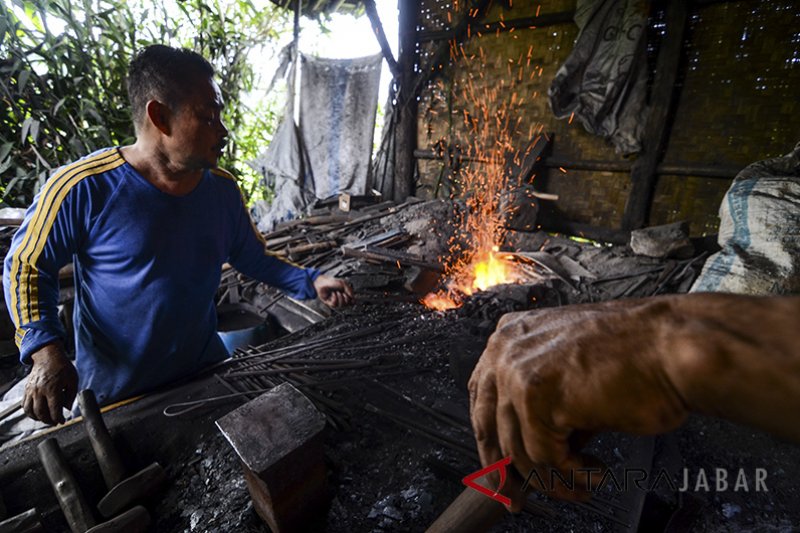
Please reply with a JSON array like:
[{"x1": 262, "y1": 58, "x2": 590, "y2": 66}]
[
  {"x1": 0, "y1": 508, "x2": 43, "y2": 532},
  {"x1": 37, "y1": 438, "x2": 96, "y2": 533},
  {"x1": 77, "y1": 389, "x2": 127, "y2": 489},
  {"x1": 425, "y1": 487, "x2": 507, "y2": 533}
]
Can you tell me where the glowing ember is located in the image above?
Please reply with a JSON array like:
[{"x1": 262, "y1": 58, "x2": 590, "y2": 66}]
[{"x1": 421, "y1": 292, "x2": 461, "y2": 311}]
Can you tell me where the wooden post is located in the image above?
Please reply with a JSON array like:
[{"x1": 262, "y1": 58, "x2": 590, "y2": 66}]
[
  {"x1": 393, "y1": 0, "x2": 420, "y2": 202},
  {"x1": 622, "y1": 0, "x2": 689, "y2": 230}
]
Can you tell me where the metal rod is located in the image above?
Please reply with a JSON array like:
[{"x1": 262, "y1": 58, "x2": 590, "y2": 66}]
[
  {"x1": 369, "y1": 379, "x2": 472, "y2": 433},
  {"x1": 364, "y1": 403, "x2": 478, "y2": 460},
  {"x1": 224, "y1": 360, "x2": 374, "y2": 379},
  {"x1": 225, "y1": 323, "x2": 392, "y2": 371}
]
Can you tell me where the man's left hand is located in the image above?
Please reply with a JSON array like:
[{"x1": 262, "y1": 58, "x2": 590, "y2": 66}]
[{"x1": 313, "y1": 275, "x2": 354, "y2": 307}]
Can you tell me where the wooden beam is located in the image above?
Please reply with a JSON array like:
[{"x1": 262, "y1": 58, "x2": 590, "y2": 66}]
[
  {"x1": 418, "y1": 10, "x2": 575, "y2": 43},
  {"x1": 415, "y1": 151, "x2": 740, "y2": 179},
  {"x1": 622, "y1": 0, "x2": 689, "y2": 230},
  {"x1": 363, "y1": 0, "x2": 399, "y2": 78},
  {"x1": 544, "y1": 158, "x2": 741, "y2": 179}
]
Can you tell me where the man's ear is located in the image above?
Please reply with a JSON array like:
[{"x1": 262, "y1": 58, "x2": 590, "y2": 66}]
[{"x1": 145, "y1": 100, "x2": 172, "y2": 135}]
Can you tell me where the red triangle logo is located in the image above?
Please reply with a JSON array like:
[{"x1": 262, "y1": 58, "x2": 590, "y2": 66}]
[{"x1": 462, "y1": 456, "x2": 513, "y2": 507}]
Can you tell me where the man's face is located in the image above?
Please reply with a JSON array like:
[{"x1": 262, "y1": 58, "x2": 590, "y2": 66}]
[{"x1": 167, "y1": 77, "x2": 229, "y2": 170}]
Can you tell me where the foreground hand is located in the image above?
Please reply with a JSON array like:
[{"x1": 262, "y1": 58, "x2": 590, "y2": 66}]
[
  {"x1": 23, "y1": 343, "x2": 78, "y2": 425},
  {"x1": 468, "y1": 297, "x2": 693, "y2": 509},
  {"x1": 313, "y1": 275, "x2": 354, "y2": 307}
]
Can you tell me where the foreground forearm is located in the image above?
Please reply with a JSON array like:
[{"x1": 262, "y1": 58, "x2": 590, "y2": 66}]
[{"x1": 663, "y1": 294, "x2": 800, "y2": 442}]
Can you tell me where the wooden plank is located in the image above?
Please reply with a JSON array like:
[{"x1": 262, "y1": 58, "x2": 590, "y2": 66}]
[{"x1": 622, "y1": 1, "x2": 689, "y2": 230}]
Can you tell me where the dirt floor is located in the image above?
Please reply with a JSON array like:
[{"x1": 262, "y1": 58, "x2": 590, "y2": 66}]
[
  {"x1": 144, "y1": 296, "x2": 800, "y2": 533},
  {"x1": 1, "y1": 220, "x2": 799, "y2": 532},
  {"x1": 2, "y1": 295, "x2": 800, "y2": 532}
]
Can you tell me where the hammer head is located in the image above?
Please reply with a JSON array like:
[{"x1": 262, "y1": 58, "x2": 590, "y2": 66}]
[
  {"x1": 86, "y1": 505, "x2": 150, "y2": 533},
  {"x1": 97, "y1": 462, "x2": 166, "y2": 519},
  {"x1": 216, "y1": 383, "x2": 328, "y2": 533}
]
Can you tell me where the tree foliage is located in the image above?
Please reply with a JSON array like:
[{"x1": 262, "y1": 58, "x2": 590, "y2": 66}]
[{"x1": 0, "y1": 0, "x2": 289, "y2": 207}]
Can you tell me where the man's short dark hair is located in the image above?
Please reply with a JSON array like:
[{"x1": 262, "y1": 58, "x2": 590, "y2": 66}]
[{"x1": 127, "y1": 45, "x2": 215, "y2": 131}]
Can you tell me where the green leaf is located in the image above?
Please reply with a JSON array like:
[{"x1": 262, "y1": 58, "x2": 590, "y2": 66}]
[
  {"x1": 2, "y1": 178, "x2": 20, "y2": 196},
  {"x1": 23, "y1": 1, "x2": 44, "y2": 33},
  {"x1": 0, "y1": 142, "x2": 13, "y2": 163},
  {"x1": 30, "y1": 119, "x2": 40, "y2": 143},
  {"x1": 17, "y1": 69, "x2": 31, "y2": 93},
  {"x1": 20, "y1": 116, "x2": 31, "y2": 143},
  {"x1": 53, "y1": 97, "x2": 67, "y2": 114}
]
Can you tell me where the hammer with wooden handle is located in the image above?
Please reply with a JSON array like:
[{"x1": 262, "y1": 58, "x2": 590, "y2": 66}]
[
  {"x1": 37, "y1": 437, "x2": 151, "y2": 533},
  {"x1": 77, "y1": 389, "x2": 166, "y2": 518}
]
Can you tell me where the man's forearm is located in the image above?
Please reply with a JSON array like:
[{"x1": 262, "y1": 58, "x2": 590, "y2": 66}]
[{"x1": 662, "y1": 294, "x2": 800, "y2": 442}]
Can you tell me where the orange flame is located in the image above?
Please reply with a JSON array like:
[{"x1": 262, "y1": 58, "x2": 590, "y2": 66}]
[
  {"x1": 422, "y1": 249, "x2": 517, "y2": 310},
  {"x1": 472, "y1": 248, "x2": 513, "y2": 292}
]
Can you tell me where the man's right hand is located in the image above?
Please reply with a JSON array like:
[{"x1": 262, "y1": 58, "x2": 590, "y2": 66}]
[
  {"x1": 23, "y1": 343, "x2": 78, "y2": 425},
  {"x1": 468, "y1": 294, "x2": 800, "y2": 509}
]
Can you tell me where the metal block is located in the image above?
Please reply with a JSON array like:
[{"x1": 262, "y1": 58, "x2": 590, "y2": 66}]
[{"x1": 216, "y1": 383, "x2": 328, "y2": 532}]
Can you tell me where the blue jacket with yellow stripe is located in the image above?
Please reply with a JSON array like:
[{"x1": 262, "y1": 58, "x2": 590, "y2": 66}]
[{"x1": 3, "y1": 148, "x2": 319, "y2": 405}]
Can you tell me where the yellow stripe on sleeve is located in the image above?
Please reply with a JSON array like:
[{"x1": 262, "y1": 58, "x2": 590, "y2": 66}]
[{"x1": 10, "y1": 149, "x2": 124, "y2": 328}]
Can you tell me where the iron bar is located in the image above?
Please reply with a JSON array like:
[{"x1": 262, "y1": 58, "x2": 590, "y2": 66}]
[
  {"x1": 224, "y1": 360, "x2": 375, "y2": 379},
  {"x1": 364, "y1": 403, "x2": 478, "y2": 459},
  {"x1": 369, "y1": 379, "x2": 471, "y2": 433}
]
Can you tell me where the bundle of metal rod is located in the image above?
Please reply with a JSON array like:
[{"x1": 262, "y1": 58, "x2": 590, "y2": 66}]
[
  {"x1": 216, "y1": 357, "x2": 354, "y2": 431},
  {"x1": 221, "y1": 322, "x2": 396, "y2": 371}
]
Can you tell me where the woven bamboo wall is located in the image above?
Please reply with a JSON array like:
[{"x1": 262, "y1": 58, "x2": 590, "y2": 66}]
[{"x1": 414, "y1": 0, "x2": 800, "y2": 236}]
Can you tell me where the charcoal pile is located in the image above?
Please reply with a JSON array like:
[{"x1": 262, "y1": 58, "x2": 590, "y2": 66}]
[{"x1": 154, "y1": 277, "x2": 800, "y2": 532}]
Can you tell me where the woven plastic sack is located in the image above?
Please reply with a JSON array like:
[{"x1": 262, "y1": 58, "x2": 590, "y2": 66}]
[{"x1": 690, "y1": 143, "x2": 800, "y2": 295}]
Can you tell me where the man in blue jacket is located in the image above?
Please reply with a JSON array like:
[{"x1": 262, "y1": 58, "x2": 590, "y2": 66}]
[{"x1": 3, "y1": 45, "x2": 353, "y2": 425}]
